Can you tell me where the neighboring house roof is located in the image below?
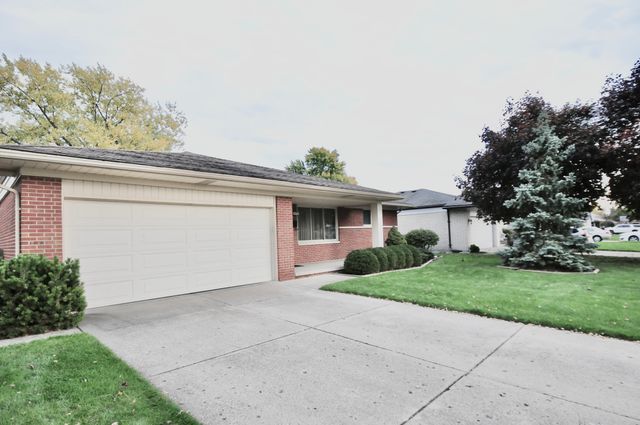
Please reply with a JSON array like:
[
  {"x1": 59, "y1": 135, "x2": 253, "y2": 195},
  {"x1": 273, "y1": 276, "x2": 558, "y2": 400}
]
[
  {"x1": 0, "y1": 145, "x2": 397, "y2": 197},
  {"x1": 397, "y1": 188, "x2": 473, "y2": 209}
]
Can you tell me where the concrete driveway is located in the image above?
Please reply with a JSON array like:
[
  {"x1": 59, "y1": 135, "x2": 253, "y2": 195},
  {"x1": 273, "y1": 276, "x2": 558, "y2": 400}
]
[{"x1": 81, "y1": 274, "x2": 640, "y2": 425}]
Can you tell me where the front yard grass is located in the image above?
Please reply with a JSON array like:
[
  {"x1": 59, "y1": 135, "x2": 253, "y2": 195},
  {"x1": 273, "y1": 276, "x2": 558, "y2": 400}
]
[
  {"x1": 0, "y1": 333, "x2": 199, "y2": 425},
  {"x1": 597, "y1": 241, "x2": 640, "y2": 252},
  {"x1": 322, "y1": 254, "x2": 640, "y2": 340}
]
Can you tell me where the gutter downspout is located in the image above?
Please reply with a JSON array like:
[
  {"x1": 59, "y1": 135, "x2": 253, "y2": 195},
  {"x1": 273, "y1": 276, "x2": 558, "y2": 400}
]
[
  {"x1": 446, "y1": 209, "x2": 452, "y2": 250},
  {"x1": 0, "y1": 181, "x2": 20, "y2": 256}
]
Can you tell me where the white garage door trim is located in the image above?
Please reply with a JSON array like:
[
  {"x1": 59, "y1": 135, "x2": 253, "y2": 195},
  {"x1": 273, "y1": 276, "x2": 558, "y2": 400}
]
[{"x1": 62, "y1": 180, "x2": 276, "y2": 308}]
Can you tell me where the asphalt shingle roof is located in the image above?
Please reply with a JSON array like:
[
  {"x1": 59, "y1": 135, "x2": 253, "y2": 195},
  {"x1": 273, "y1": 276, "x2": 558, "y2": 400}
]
[
  {"x1": 0, "y1": 145, "x2": 397, "y2": 196},
  {"x1": 397, "y1": 188, "x2": 473, "y2": 209}
]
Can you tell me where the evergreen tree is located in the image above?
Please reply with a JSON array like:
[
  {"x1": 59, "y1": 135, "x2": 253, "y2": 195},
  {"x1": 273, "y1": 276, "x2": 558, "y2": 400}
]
[{"x1": 500, "y1": 114, "x2": 595, "y2": 272}]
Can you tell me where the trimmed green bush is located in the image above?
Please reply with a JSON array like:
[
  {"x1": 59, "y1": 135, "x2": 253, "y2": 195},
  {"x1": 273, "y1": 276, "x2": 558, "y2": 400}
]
[
  {"x1": 398, "y1": 244, "x2": 416, "y2": 267},
  {"x1": 369, "y1": 248, "x2": 390, "y2": 272},
  {"x1": 344, "y1": 249, "x2": 380, "y2": 275},
  {"x1": 387, "y1": 245, "x2": 407, "y2": 269},
  {"x1": 420, "y1": 249, "x2": 435, "y2": 263},
  {"x1": 0, "y1": 255, "x2": 86, "y2": 339},
  {"x1": 385, "y1": 227, "x2": 406, "y2": 246},
  {"x1": 406, "y1": 229, "x2": 439, "y2": 251},
  {"x1": 469, "y1": 244, "x2": 480, "y2": 253},
  {"x1": 405, "y1": 245, "x2": 423, "y2": 266},
  {"x1": 385, "y1": 247, "x2": 398, "y2": 270}
]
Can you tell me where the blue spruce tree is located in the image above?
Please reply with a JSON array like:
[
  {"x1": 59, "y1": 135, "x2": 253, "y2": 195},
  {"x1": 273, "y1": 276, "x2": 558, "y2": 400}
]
[{"x1": 500, "y1": 114, "x2": 595, "y2": 272}]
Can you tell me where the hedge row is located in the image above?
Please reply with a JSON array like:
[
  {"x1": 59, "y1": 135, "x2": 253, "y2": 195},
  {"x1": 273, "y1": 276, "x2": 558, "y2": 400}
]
[
  {"x1": 0, "y1": 255, "x2": 86, "y2": 339},
  {"x1": 343, "y1": 245, "x2": 434, "y2": 275}
]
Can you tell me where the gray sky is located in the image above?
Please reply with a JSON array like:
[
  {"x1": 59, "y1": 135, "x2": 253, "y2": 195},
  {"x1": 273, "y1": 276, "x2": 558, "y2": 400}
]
[{"x1": 1, "y1": 1, "x2": 639, "y2": 193}]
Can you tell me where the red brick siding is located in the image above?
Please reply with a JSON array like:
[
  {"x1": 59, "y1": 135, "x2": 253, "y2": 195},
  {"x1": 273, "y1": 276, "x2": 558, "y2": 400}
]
[
  {"x1": 383, "y1": 210, "x2": 398, "y2": 226},
  {"x1": 19, "y1": 177, "x2": 63, "y2": 259},
  {"x1": 294, "y1": 207, "x2": 374, "y2": 264},
  {"x1": 275, "y1": 197, "x2": 295, "y2": 280},
  {"x1": 0, "y1": 191, "x2": 16, "y2": 259}
]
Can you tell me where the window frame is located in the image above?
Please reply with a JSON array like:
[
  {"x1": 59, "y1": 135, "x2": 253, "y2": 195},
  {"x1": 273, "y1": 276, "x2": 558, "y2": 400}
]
[
  {"x1": 296, "y1": 206, "x2": 340, "y2": 245},
  {"x1": 362, "y1": 209, "x2": 372, "y2": 226}
]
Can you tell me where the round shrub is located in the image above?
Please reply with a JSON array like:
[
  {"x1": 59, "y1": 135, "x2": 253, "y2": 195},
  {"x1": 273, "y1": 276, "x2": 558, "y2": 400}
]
[
  {"x1": 405, "y1": 245, "x2": 423, "y2": 266},
  {"x1": 387, "y1": 245, "x2": 407, "y2": 269},
  {"x1": 384, "y1": 246, "x2": 398, "y2": 270},
  {"x1": 0, "y1": 255, "x2": 86, "y2": 339},
  {"x1": 469, "y1": 244, "x2": 480, "y2": 253},
  {"x1": 420, "y1": 249, "x2": 435, "y2": 262},
  {"x1": 398, "y1": 244, "x2": 417, "y2": 267},
  {"x1": 385, "y1": 227, "x2": 406, "y2": 246},
  {"x1": 344, "y1": 249, "x2": 380, "y2": 275},
  {"x1": 406, "y1": 229, "x2": 439, "y2": 250},
  {"x1": 369, "y1": 248, "x2": 389, "y2": 272}
]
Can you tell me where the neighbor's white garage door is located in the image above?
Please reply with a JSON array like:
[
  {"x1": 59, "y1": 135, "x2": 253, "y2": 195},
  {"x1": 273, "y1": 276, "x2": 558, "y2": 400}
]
[{"x1": 64, "y1": 200, "x2": 273, "y2": 308}]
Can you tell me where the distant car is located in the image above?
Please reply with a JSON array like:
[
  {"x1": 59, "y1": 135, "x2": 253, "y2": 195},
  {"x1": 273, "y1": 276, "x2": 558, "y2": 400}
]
[
  {"x1": 619, "y1": 232, "x2": 640, "y2": 242},
  {"x1": 610, "y1": 223, "x2": 640, "y2": 234},
  {"x1": 577, "y1": 227, "x2": 611, "y2": 242}
]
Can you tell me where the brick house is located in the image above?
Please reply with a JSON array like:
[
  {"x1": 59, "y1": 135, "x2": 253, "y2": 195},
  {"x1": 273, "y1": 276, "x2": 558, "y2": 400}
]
[{"x1": 0, "y1": 145, "x2": 400, "y2": 307}]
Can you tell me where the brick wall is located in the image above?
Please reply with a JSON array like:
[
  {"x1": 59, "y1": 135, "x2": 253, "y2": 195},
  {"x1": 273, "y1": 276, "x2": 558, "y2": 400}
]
[
  {"x1": 275, "y1": 197, "x2": 295, "y2": 280},
  {"x1": 19, "y1": 177, "x2": 63, "y2": 259},
  {"x1": 0, "y1": 191, "x2": 16, "y2": 259}
]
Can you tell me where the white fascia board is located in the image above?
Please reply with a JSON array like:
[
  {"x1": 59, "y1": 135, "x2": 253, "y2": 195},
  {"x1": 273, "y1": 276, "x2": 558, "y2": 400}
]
[
  {"x1": 1, "y1": 149, "x2": 401, "y2": 202},
  {"x1": 398, "y1": 207, "x2": 446, "y2": 216}
]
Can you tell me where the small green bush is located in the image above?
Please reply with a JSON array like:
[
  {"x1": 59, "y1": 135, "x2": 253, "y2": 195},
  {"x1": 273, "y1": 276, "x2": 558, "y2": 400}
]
[
  {"x1": 385, "y1": 227, "x2": 406, "y2": 246},
  {"x1": 398, "y1": 244, "x2": 417, "y2": 267},
  {"x1": 405, "y1": 245, "x2": 423, "y2": 266},
  {"x1": 420, "y1": 249, "x2": 435, "y2": 262},
  {"x1": 385, "y1": 247, "x2": 398, "y2": 270},
  {"x1": 344, "y1": 249, "x2": 380, "y2": 275},
  {"x1": 0, "y1": 255, "x2": 86, "y2": 339},
  {"x1": 369, "y1": 248, "x2": 389, "y2": 272},
  {"x1": 387, "y1": 245, "x2": 407, "y2": 269},
  {"x1": 406, "y1": 229, "x2": 439, "y2": 251},
  {"x1": 469, "y1": 244, "x2": 480, "y2": 253}
]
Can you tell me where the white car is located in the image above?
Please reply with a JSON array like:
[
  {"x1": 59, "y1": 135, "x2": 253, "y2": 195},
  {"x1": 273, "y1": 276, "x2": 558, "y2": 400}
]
[
  {"x1": 619, "y1": 232, "x2": 640, "y2": 242},
  {"x1": 610, "y1": 223, "x2": 640, "y2": 234},
  {"x1": 577, "y1": 227, "x2": 611, "y2": 242}
]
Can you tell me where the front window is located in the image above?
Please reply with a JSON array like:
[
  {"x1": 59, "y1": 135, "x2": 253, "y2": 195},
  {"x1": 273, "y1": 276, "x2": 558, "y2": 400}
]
[
  {"x1": 363, "y1": 210, "x2": 371, "y2": 225},
  {"x1": 297, "y1": 207, "x2": 338, "y2": 241}
]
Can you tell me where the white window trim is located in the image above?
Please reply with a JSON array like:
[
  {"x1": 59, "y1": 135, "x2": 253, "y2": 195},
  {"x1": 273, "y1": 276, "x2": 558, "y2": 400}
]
[{"x1": 296, "y1": 206, "x2": 340, "y2": 244}]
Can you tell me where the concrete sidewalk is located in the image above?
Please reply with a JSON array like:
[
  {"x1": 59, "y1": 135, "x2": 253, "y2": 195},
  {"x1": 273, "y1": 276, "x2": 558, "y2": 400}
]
[{"x1": 81, "y1": 274, "x2": 640, "y2": 425}]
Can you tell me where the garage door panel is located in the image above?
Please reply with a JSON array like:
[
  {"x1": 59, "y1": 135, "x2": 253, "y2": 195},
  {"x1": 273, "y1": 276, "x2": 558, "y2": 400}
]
[
  {"x1": 84, "y1": 280, "x2": 134, "y2": 306},
  {"x1": 79, "y1": 255, "x2": 133, "y2": 282},
  {"x1": 187, "y1": 207, "x2": 231, "y2": 226},
  {"x1": 132, "y1": 203, "x2": 187, "y2": 225},
  {"x1": 67, "y1": 229, "x2": 133, "y2": 256},
  {"x1": 64, "y1": 199, "x2": 274, "y2": 307},
  {"x1": 134, "y1": 228, "x2": 188, "y2": 251},
  {"x1": 190, "y1": 229, "x2": 232, "y2": 247},
  {"x1": 66, "y1": 201, "x2": 132, "y2": 226}
]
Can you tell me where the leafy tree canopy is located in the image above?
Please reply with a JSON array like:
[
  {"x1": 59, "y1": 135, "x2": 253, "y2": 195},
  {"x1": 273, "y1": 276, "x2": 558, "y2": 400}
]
[
  {"x1": 0, "y1": 55, "x2": 186, "y2": 151},
  {"x1": 456, "y1": 94, "x2": 605, "y2": 223},
  {"x1": 600, "y1": 59, "x2": 640, "y2": 217},
  {"x1": 500, "y1": 115, "x2": 594, "y2": 272},
  {"x1": 286, "y1": 147, "x2": 357, "y2": 184}
]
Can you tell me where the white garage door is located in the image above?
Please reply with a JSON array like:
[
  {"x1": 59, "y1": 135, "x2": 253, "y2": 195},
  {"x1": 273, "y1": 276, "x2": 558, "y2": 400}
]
[{"x1": 64, "y1": 199, "x2": 273, "y2": 308}]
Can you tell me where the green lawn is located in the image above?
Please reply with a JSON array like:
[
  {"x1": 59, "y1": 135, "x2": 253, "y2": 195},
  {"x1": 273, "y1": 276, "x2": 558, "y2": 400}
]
[
  {"x1": 597, "y1": 241, "x2": 640, "y2": 252},
  {"x1": 322, "y1": 254, "x2": 640, "y2": 340},
  {"x1": 0, "y1": 333, "x2": 199, "y2": 425}
]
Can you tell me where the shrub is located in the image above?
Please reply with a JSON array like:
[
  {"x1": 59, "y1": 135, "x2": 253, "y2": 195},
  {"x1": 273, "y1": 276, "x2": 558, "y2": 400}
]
[
  {"x1": 502, "y1": 228, "x2": 514, "y2": 247},
  {"x1": 405, "y1": 229, "x2": 439, "y2": 251},
  {"x1": 469, "y1": 244, "x2": 480, "y2": 253},
  {"x1": 404, "y1": 245, "x2": 423, "y2": 266},
  {"x1": 0, "y1": 255, "x2": 86, "y2": 339},
  {"x1": 344, "y1": 249, "x2": 380, "y2": 275},
  {"x1": 398, "y1": 244, "x2": 417, "y2": 267},
  {"x1": 384, "y1": 246, "x2": 398, "y2": 270},
  {"x1": 420, "y1": 249, "x2": 435, "y2": 262},
  {"x1": 369, "y1": 248, "x2": 389, "y2": 272},
  {"x1": 385, "y1": 227, "x2": 406, "y2": 246},
  {"x1": 387, "y1": 245, "x2": 407, "y2": 269}
]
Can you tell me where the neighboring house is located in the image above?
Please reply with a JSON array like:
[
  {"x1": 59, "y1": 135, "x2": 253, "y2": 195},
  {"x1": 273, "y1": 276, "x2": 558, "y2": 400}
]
[
  {"x1": 0, "y1": 145, "x2": 400, "y2": 308},
  {"x1": 395, "y1": 188, "x2": 503, "y2": 252}
]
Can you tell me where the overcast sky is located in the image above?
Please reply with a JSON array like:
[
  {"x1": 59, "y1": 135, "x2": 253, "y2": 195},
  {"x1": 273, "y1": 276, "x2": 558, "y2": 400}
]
[{"x1": 1, "y1": 1, "x2": 639, "y2": 193}]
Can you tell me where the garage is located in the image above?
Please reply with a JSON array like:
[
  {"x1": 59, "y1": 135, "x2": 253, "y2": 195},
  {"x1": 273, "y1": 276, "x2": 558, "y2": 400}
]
[{"x1": 64, "y1": 199, "x2": 274, "y2": 308}]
